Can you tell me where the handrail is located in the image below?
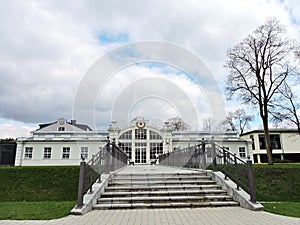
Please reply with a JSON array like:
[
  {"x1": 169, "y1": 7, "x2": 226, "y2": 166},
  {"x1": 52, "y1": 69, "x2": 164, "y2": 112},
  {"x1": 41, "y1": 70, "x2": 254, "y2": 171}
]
[
  {"x1": 158, "y1": 140, "x2": 257, "y2": 202},
  {"x1": 76, "y1": 140, "x2": 128, "y2": 208},
  {"x1": 213, "y1": 142, "x2": 256, "y2": 202}
]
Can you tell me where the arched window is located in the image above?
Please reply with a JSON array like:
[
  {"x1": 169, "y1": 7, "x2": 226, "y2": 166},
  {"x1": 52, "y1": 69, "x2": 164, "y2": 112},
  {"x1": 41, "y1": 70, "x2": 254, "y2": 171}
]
[
  {"x1": 149, "y1": 130, "x2": 162, "y2": 140},
  {"x1": 119, "y1": 130, "x2": 132, "y2": 140},
  {"x1": 135, "y1": 129, "x2": 147, "y2": 140}
]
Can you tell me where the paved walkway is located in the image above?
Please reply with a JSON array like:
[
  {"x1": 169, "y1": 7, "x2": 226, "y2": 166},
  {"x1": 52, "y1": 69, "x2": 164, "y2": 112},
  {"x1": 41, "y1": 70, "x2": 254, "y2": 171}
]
[
  {"x1": 1, "y1": 166, "x2": 300, "y2": 225},
  {"x1": 2, "y1": 207, "x2": 300, "y2": 225}
]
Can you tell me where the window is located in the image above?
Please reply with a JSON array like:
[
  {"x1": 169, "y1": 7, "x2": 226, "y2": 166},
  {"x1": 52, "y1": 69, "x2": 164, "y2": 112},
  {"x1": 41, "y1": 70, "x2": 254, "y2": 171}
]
[
  {"x1": 259, "y1": 134, "x2": 281, "y2": 149},
  {"x1": 149, "y1": 131, "x2": 162, "y2": 140},
  {"x1": 81, "y1": 147, "x2": 88, "y2": 159},
  {"x1": 119, "y1": 130, "x2": 132, "y2": 140},
  {"x1": 270, "y1": 134, "x2": 281, "y2": 149},
  {"x1": 58, "y1": 127, "x2": 65, "y2": 131},
  {"x1": 119, "y1": 143, "x2": 132, "y2": 160},
  {"x1": 44, "y1": 147, "x2": 51, "y2": 159},
  {"x1": 250, "y1": 135, "x2": 255, "y2": 150},
  {"x1": 62, "y1": 147, "x2": 70, "y2": 159},
  {"x1": 239, "y1": 147, "x2": 246, "y2": 158},
  {"x1": 135, "y1": 129, "x2": 147, "y2": 140},
  {"x1": 150, "y1": 142, "x2": 163, "y2": 160},
  {"x1": 135, "y1": 142, "x2": 147, "y2": 163},
  {"x1": 259, "y1": 135, "x2": 266, "y2": 149},
  {"x1": 25, "y1": 147, "x2": 33, "y2": 159}
]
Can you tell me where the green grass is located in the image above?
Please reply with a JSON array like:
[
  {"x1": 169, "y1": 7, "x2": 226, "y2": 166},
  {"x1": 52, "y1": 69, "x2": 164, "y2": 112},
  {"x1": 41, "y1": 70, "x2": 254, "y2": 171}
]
[
  {"x1": 262, "y1": 202, "x2": 300, "y2": 218},
  {"x1": 254, "y1": 163, "x2": 300, "y2": 217},
  {"x1": 0, "y1": 164, "x2": 299, "y2": 219},
  {"x1": 0, "y1": 166, "x2": 79, "y2": 201},
  {"x1": 0, "y1": 201, "x2": 75, "y2": 220},
  {"x1": 254, "y1": 164, "x2": 300, "y2": 202},
  {"x1": 0, "y1": 166, "x2": 79, "y2": 220}
]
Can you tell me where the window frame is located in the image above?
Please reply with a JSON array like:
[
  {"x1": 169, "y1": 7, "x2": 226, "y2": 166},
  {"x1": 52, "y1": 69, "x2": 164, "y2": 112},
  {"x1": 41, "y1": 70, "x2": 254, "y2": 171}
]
[
  {"x1": 24, "y1": 147, "x2": 33, "y2": 159},
  {"x1": 259, "y1": 134, "x2": 281, "y2": 149},
  {"x1": 62, "y1": 147, "x2": 70, "y2": 159},
  {"x1": 43, "y1": 147, "x2": 52, "y2": 159},
  {"x1": 80, "y1": 147, "x2": 88, "y2": 160},
  {"x1": 58, "y1": 127, "x2": 65, "y2": 131},
  {"x1": 119, "y1": 130, "x2": 132, "y2": 140},
  {"x1": 135, "y1": 129, "x2": 147, "y2": 140},
  {"x1": 239, "y1": 147, "x2": 246, "y2": 158}
]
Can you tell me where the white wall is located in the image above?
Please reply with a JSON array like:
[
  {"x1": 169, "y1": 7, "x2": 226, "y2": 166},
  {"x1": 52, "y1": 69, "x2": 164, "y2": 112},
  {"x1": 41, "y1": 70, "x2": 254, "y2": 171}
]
[{"x1": 16, "y1": 140, "x2": 107, "y2": 166}]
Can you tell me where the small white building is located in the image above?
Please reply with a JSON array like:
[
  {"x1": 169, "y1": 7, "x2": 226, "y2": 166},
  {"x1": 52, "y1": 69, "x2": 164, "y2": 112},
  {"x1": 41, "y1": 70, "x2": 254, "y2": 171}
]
[
  {"x1": 241, "y1": 129, "x2": 300, "y2": 163},
  {"x1": 15, "y1": 117, "x2": 252, "y2": 166}
]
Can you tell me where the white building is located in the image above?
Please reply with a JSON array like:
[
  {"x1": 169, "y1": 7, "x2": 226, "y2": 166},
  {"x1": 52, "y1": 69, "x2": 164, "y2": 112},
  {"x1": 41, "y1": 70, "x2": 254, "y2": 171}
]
[
  {"x1": 241, "y1": 129, "x2": 300, "y2": 163},
  {"x1": 15, "y1": 117, "x2": 252, "y2": 166}
]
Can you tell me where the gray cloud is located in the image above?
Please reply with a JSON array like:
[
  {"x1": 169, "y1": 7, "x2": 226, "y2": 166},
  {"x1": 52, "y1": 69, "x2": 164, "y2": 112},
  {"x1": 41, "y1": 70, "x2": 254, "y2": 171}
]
[{"x1": 0, "y1": 0, "x2": 299, "y2": 137}]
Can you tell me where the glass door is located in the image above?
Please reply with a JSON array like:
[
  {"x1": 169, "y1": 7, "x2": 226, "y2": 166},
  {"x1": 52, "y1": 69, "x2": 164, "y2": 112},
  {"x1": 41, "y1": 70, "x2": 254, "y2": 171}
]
[{"x1": 135, "y1": 142, "x2": 147, "y2": 164}]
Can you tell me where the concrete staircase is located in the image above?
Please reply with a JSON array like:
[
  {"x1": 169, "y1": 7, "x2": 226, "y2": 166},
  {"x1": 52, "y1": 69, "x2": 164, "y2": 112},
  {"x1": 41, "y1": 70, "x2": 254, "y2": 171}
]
[{"x1": 93, "y1": 166, "x2": 239, "y2": 209}]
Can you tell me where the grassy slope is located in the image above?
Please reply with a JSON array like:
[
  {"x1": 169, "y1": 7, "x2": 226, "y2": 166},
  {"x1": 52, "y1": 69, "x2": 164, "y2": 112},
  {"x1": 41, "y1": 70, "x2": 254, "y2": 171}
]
[
  {"x1": 0, "y1": 166, "x2": 79, "y2": 220},
  {"x1": 255, "y1": 164, "x2": 300, "y2": 202},
  {"x1": 0, "y1": 164, "x2": 299, "y2": 219},
  {"x1": 254, "y1": 163, "x2": 300, "y2": 217},
  {"x1": 0, "y1": 166, "x2": 79, "y2": 201}
]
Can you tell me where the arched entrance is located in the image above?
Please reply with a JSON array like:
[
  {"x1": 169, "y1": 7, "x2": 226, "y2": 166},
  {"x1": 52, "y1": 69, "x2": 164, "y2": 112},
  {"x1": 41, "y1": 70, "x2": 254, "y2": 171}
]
[{"x1": 118, "y1": 121, "x2": 164, "y2": 164}]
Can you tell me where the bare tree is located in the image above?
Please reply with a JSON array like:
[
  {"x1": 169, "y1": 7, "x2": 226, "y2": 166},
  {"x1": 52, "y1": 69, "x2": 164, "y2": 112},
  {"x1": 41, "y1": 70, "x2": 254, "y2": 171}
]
[
  {"x1": 202, "y1": 117, "x2": 215, "y2": 132},
  {"x1": 221, "y1": 116, "x2": 237, "y2": 132},
  {"x1": 270, "y1": 82, "x2": 300, "y2": 133},
  {"x1": 168, "y1": 117, "x2": 190, "y2": 131},
  {"x1": 225, "y1": 18, "x2": 298, "y2": 165},
  {"x1": 228, "y1": 109, "x2": 253, "y2": 134}
]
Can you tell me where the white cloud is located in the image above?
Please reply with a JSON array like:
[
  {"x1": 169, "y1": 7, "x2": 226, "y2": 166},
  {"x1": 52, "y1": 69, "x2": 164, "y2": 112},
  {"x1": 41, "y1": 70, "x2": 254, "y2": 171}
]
[
  {"x1": 0, "y1": 0, "x2": 299, "y2": 137},
  {"x1": 0, "y1": 123, "x2": 36, "y2": 139}
]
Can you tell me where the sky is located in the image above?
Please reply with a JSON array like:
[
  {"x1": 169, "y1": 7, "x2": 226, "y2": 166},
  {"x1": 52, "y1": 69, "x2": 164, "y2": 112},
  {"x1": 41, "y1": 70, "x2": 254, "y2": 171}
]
[{"x1": 0, "y1": 0, "x2": 300, "y2": 138}]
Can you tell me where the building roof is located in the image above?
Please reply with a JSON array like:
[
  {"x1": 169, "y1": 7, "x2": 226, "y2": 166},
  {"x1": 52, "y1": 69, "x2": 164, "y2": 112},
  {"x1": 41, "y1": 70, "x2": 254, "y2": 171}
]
[
  {"x1": 241, "y1": 128, "x2": 299, "y2": 136},
  {"x1": 36, "y1": 118, "x2": 92, "y2": 131}
]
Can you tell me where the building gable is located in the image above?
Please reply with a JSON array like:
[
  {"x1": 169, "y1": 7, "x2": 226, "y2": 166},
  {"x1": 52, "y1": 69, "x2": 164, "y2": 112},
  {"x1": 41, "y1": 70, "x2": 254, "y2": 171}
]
[{"x1": 36, "y1": 118, "x2": 92, "y2": 132}]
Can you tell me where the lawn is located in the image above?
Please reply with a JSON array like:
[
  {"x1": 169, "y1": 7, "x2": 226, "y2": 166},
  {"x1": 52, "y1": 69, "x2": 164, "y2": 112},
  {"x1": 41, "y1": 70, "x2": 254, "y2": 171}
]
[
  {"x1": 0, "y1": 201, "x2": 75, "y2": 220},
  {"x1": 262, "y1": 202, "x2": 300, "y2": 218},
  {"x1": 254, "y1": 163, "x2": 300, "y2": 217},
  {"x1": 0, "y1": 166, "x2": 79, "y2": 220},
  {"x1": 0, "y1": 166, "x2": 79, "y2": 201},
  {"x1": 0, "y1": 164, "x2": 299, "y2": 220}
]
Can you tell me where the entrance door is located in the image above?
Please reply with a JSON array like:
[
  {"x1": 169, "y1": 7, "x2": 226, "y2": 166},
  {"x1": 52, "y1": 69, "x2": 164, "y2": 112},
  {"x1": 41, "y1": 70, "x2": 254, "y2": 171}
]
[{"x1": 135, "y1": 143, "x2": 147, "y2": 164}]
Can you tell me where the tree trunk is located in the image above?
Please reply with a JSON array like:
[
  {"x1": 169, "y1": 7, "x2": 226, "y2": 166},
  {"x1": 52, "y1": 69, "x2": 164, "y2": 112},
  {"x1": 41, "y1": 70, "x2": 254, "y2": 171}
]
[{"x1": 262, "y1": 116, "x2": 273, "y2": 165}]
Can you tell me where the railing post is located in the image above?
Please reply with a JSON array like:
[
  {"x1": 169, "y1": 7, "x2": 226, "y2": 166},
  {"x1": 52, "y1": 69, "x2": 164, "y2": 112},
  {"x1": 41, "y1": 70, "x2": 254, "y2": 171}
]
[
  {"x1": 106, "y1": 142, "x2": 111, "y2": 173},
  {"x1": 76, "y1": 160, "x2": 86, "y2": 208},
  {"x1": 98, "y1": 151, "x2": 102, "y2": 183},
  {"x1": 201, "y1": 139, "x2": 206, "y2": 169},
  {"x1": 111, "y1": 139, "x2": 115, "y2": 171},
  {"x1": 234, "y1": 154, "x2": 240, "y2": 190},
  {"x1": 247, "y1": 159, "x2": 257, "y2": 202},
  {"x1": 223, "y1": 148, "x2": 228, "y2": 180},
  {"x1": 212, "y1": 141, "x2": 216, "y2": 171}
]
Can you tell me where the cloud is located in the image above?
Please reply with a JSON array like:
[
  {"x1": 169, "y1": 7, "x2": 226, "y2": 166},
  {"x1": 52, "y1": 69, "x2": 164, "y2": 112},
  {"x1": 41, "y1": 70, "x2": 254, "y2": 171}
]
[
  {"x1": 0, "y1": 0, "x2": 299, "y2": 137},
  {"x1": 0, "y1": 122, "x2": 36, "y2": 139}
]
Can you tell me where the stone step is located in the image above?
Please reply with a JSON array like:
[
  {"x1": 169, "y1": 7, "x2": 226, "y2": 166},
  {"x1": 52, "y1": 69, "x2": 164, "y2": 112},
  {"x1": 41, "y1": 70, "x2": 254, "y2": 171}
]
[
  {"x1": 112, "y1": 175, "x2": 212, "y2": 181},
  {"x1": 113, "y1": 172, "x2": 207, "y2": 178},
  {"x1": 94, "y1": 167, "x2": 239, "y2": 210},
  {"x1": 97, "y1": 195, "x2": 234, "y2": 204},
  {"x1": 93, "y1": 201, "x2": 239, "y2": 210},
  {"x1": 101, "y1": 189, "x2": 227, "y2": 198},
  {"x1": 108, "y1": 180, "x2": 216, "y2": 186},
  {"x1": 105, "y1": 184, "x2": 222, "y2": 192}
]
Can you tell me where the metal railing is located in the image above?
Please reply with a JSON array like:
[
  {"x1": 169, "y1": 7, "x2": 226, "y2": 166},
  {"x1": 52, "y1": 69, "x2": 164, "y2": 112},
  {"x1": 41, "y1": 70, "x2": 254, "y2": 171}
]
[
  {"x1": 158, "y1": 139, "x2": 257, "y2": 202},
  {"x1": 76, "y1": 139, "x2": 128, "y2": 208},
  {"x1": 213, "y1": 142, "x2": 256, "y2": 202}
]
